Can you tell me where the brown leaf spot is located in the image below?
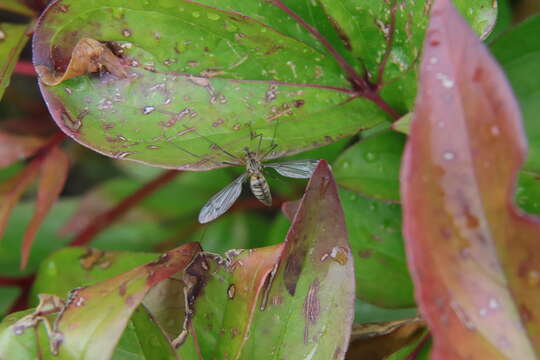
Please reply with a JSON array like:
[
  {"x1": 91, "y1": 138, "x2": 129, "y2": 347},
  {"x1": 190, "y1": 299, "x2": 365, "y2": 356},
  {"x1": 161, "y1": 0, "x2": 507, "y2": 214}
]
[
  {"x1": 283, "y1": 248, "x2": 306, "y2": 296},
  {"x1": 79, "y1": 248, "x2": 105, "y2": 270},
  {"x1": 358, "y1": 249, "x2": 373, "y2": 259},
  {"x1": 118, "y1": 281, "x2": 127, "y2": 297},
  {"x1": 303, "y1": 279, "x2": 320, "y2": 344}
]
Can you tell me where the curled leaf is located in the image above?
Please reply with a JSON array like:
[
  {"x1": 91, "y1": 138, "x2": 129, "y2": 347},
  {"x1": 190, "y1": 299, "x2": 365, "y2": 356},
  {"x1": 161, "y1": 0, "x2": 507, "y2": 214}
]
[{"x1": 36, "y1": 37, "x2": 128, "y2": 86}]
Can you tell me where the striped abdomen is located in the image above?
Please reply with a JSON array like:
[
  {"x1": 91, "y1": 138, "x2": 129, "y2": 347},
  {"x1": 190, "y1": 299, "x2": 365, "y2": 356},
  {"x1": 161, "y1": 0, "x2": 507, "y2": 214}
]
[{"x1": 250, "y1": 173, "x2": 272, "y2": 206}]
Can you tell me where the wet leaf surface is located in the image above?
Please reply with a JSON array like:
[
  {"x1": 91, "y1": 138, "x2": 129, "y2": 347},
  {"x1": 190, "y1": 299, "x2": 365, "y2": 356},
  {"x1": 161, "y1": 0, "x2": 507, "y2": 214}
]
[
  {"x1": 340, "y1": 188, "x2": 414, "y2": 308},
  {"x1": 334, "y1": 131, "x2": 405, "y2": 202},
  {"x1": 317, "y1": 0, "x2": 496, "y2": 112},
  {"x1": 52, "y1": 243, "x2": 200, "y2": 359},
  {"x1": 491, "y1": 14, "x2": 540, "y2": 174},
  {"x1": 182, "y1": 160, "x2": 355, "y2": 359},
  {"x1": 34, "y1": 0, "x2": 388, "y2": 170},
  {"x1": 0, "y1": 22, "x2": 30, "y2": 100},
  {"x1": 31, "y1": 247, "x2": 158, "y2": 303},
  {"x1": 401, "y1": 0, "x2": 540, "y2": 358}
]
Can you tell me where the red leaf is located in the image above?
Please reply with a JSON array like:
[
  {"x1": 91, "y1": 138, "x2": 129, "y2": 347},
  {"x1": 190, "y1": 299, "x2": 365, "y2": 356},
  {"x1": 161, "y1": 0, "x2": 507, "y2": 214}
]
[
  {"x1": 20, "y1": 146, "x2": 69, "y2": 269},
  {"x1": 401, "y1": 0, "x2": 540, "y2": 358},
  {"x1": 0, "y1": 159, "x2": 41, "y2": 241},
  {"x1": 0, "y1": 131, "x2": 47, "y2": 168}
]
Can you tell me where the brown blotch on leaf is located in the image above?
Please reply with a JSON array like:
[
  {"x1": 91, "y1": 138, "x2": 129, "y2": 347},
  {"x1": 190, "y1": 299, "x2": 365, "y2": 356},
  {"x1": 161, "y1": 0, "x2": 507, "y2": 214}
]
[
  {"x1": 36, "y1": 37, "x2": 129, "y2": 86},
  {"x1": 79, "y1": 248, "x2": 105, "y2": 270},
  {"x1": 283, "y1": 249, "x2": 306, "y2": 296}
]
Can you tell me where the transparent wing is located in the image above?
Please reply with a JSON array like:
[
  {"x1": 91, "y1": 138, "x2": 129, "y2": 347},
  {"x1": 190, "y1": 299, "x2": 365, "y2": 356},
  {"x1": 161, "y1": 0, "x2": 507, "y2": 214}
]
[
  {"x1": 264, "y1": 159, "x2": 319, "y2": 179},
  {"x1": 198, "y1": 173, "x2": 247, "y2": 224}
]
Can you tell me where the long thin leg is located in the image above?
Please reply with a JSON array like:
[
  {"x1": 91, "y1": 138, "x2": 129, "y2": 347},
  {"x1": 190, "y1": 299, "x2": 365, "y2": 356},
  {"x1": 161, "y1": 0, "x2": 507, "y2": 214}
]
[{"x1": 182, "y1": 125, "x2": 241, "y2": 163}]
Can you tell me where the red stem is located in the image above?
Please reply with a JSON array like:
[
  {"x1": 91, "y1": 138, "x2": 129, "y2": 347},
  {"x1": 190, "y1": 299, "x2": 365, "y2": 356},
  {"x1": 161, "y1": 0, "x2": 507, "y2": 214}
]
[
  {"x1": 271, "y1": 0, "x2": 401, "y2": 121},
  {"x1": 70, "y1": 170, "x2": 181, "y2": 247},
  {"x1": 270, "y1": 0, "x2": 369, "y2": 91},
  {"x1": 14, "y1": 61, "x2": 37, "y2": 77}
]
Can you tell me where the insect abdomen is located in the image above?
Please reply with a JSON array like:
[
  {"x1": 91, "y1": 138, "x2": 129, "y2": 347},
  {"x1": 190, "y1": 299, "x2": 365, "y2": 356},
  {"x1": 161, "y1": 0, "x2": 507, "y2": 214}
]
[{"x1": 250, "y1": 174, "x2": 272, "y2": 206}]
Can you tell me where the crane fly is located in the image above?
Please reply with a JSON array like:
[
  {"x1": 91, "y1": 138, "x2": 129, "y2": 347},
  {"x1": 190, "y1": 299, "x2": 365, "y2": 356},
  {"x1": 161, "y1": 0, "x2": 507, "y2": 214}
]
[
  {"x1": 198, "y1": 145, "x2": 318, "y2": 224},
  {"x1": 166, "y1": 122, "x2": 318, "y2": 223}
]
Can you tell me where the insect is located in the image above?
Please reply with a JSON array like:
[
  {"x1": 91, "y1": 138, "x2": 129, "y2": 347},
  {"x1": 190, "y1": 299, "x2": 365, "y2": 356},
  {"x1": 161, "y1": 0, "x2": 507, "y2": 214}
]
[{"x1": 198, "y1": 146, "x2": 319, "y2": 223}]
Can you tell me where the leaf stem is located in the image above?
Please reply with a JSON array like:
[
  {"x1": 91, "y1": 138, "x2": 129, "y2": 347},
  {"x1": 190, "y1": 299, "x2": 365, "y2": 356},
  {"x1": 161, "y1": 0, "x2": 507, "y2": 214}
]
[
  {"x1": 14, "y1": 61, "x2": 37, "y2": 77},
  {"x1": 69, "y1": 170, "x2": 181, "y2": 247},
  {"x1": 376, "y1": 0, "x2": 398, "y2": 86},
  {"x1": 404, "y1": 332, "x2": 431, "y2": 360},
  {"x1": 270, "y1": 0, "x2": 369, "y2": 91}
]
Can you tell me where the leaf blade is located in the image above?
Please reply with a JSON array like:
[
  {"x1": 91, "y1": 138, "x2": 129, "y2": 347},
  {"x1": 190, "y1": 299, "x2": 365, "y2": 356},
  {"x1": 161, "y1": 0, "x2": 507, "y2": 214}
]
[
  {"x1": 21, "y1": 146, "x2": 69, "y2": 269},
  {"x1": 401, "y1": 0, "x2": 540, "y2": 358}
]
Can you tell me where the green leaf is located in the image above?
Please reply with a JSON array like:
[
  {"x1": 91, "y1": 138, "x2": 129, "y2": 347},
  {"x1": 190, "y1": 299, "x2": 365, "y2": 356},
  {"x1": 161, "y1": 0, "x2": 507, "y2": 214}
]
[
  {"x1": 0, "y1": 286, "x2": 20, "y2": 316},
  {"x1": 0, "y1": 23, "x2": 29, "y2": 100},
  {"x1": 52, "y1": 243, "x2": 199, "y2": 359},
  {"x1": 354, "y1": 299, "x2": 417, "y2": 324},
  {"x1": 391, "y1": 112, "x2": 412, "y2": 135},
  {"x1": 182, "y1": 161, "x2": 355, "y2": 359},
  {"x1": 340, "y1": 188, "x2": 414, "y2": 308},
  {"x1": 334, "y1": 131, "x2": 405, "y2": 202},
  {"x1": 516, "y1": 172, "x2": 540, "y2": 215},
  {"x1": 491, "y1": 14, "x2": 540, "y2": 174},
  {"x1": 317, "y1": 0, "x2": 497, "y2": 112},
  {"x1": 0, "y1": 309, "x2": 55, "y2": 359},
  {"x1": 34, "y1": 0, "x2": 388, "y2": 169},
  {"x1": 112, "y1": 305, "x2": 177, "y2": 360},
  {"x1": 31, "y1": 247, "x2": 158, "y2": 305}
]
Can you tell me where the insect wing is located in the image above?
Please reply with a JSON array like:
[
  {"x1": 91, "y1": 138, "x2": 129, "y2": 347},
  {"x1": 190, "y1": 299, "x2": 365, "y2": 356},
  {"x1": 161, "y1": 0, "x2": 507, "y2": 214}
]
[
  {"x1": 264, "y1": 159, "x2": 319, "y2": 179},
  {"x1": 198, "y1": 173, "x2": 247, "y2": 224}
]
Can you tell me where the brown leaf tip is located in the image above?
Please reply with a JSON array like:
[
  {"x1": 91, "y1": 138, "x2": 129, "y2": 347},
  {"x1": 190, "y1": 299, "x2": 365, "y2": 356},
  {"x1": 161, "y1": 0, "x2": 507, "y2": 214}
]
[{"x1": 37, "y1": 37, "x2": 130, "y2": 86}]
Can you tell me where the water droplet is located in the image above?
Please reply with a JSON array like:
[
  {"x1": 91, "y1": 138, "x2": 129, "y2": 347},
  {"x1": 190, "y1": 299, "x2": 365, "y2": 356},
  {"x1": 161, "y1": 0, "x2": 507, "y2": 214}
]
[
  {"x1": 443, "y1": 152, "x2": 455, "y2": 160},
  {"x1": 0, "y1": 30, "x2": 6, "y2": 41},
  {"x1": 364, "y1": 152, "x2": 378, "y2": 163},
  {"x1": 436, "y1": 73, "x2": 455, "y2": 88},
  {"x1": 488, "y1": 298, "x2": 500, "y2": 310},
  {"x1": 121, "y1": 29, "x2": 131, "y2": 37},
  {"x1": 342, "y1": 161, "x2": 350, "y2": 169},
  {"x1": 143, "y1": 106, "x2": 155, "y2": 115},
  {"x1": 207, "y1": 13, "x2": 220, "y2": 20},
  {"x1": 192, "y1": 11, "x2": 200, "y2": 18},
  {"x1": 490, "y1": 125, "x2": 500, "y2": 136},
  {"x1": 479, "y1": 308, "x2": 488, "y2": 317},
  {"x1": 429, "y1": 57, "x2": 439, "y2": 64}
]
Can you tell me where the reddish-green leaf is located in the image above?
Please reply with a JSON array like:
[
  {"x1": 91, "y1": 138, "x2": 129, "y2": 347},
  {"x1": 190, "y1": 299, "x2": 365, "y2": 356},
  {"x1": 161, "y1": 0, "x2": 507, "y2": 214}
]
[
  {"x1": 185, "y1": 160, "x2": 355, "y2": 359},
  {"x1": 21, "y1": 146, "x2": 69, "y2": 269},
  {"x1": 0, "y1": 131, "x2": 48, "y2": 169},
  {"x1": 401, "y1": 0, "x2": 540, "y2": 358},
  {"x1": 0, "y1": 159, "x2": 40, "y2": 242},
  {"x1": 53, "y1": 243, "x2": 200, "y2": 359},
  {"x1": 0, "y1": 23, "x2": 30, "y2": 99}
]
